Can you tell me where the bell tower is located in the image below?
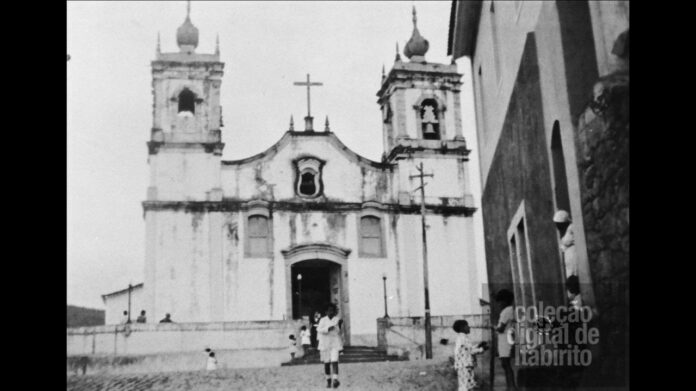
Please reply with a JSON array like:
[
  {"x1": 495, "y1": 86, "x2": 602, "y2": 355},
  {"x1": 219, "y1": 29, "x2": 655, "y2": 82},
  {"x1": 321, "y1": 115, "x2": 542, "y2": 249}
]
[
  {"x1": 377, "y1": 6, "x2": 468, "y2": 162},
  {"x1": 376, "y1": 7, "x2": 474, "y2": 206},
  {"x1": 147, "y1": 2, "x2": 225, "y2": 201}
]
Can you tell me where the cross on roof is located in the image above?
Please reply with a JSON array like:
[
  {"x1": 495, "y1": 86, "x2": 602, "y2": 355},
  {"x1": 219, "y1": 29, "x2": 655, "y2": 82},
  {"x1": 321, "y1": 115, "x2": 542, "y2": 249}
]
[{"x1": 293, "y1": 74, "x2": 323, "y2": 118}]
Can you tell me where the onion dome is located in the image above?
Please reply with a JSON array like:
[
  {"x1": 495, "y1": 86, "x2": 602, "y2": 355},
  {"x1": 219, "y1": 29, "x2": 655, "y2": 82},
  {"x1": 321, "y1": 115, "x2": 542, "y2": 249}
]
[
  {"x1": 403, "y1": 6, "x2": 429, "y2": 60},
  {"x1": 176, "y1": 2, "x2": 199, "y2": 49}
]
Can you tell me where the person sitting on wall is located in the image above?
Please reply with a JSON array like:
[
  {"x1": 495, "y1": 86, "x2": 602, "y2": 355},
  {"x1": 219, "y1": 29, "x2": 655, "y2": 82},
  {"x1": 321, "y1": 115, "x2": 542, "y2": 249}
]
[
  {"x1": 136, "y1": 310, "x2": 147, "y2": 323},
  {"x1": 159, "y1": 313, "x2": 173, "y2": 323},
  {"x1": 553, "y1": 210, "x2": 577, "y2": 278}
]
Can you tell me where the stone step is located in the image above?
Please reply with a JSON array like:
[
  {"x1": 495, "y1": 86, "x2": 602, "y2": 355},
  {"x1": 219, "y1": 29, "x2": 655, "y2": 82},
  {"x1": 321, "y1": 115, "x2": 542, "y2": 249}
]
[
  {"x1": 282, "y1": 346, "x2": 407, "y2": 366},
  {"x1": 282, "y1": 355, "x2": 406, "y2": 366}
]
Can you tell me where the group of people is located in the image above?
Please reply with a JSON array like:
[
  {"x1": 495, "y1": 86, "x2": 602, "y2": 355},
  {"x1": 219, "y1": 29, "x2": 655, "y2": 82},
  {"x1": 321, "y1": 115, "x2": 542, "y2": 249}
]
[
  {"x1": 120, "y1": 310, "x2": 174, "y2": 324},
  {"x1": 288, "y1": 303, "x2": 344, "y2": 388}
]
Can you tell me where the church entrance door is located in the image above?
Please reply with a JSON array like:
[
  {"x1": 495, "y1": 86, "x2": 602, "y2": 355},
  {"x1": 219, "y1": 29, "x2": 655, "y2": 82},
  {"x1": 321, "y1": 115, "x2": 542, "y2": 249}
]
[
  {"x1": 282, "y1": 243, "x2": 351, "y2": 345},
  {"x1": 291, "y1": 260, "x2": 341, "y2": 320}
]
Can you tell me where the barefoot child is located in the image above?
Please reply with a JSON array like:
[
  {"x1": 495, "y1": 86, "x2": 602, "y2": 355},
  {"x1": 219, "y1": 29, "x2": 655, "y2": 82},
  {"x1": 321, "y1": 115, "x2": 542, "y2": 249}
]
[
  {"x1": 453, "y1": 319, "x2": 488, "y2": 391},
  {"x1": 300, "y1": 325, "x2": 312, "y2": 357}
]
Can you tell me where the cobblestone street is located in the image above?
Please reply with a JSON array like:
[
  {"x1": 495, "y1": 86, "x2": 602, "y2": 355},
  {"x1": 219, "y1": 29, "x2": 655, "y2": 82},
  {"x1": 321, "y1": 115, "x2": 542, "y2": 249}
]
[{"x1": 67, "y1": 358, "x2": 463, "y2": 391}]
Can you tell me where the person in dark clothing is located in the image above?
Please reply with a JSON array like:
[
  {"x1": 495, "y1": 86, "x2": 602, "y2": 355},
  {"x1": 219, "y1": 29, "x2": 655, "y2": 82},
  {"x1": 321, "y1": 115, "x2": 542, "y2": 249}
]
[
  {"x1": 159, "y1": 313, "x2": 173, "y2": 323},
  {"x1": 310, "y1": 311, "x2": 321, "y2": 349},
  {"x1": 136, "y1": 310, "x2": 147, "y2": 323}
]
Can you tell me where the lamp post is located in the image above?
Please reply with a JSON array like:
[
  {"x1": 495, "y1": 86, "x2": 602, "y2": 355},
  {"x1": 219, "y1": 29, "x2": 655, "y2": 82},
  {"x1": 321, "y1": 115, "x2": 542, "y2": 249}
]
[
  {"x1": 382, "y1": 273, "x2": 389, "y2": 318},
  {"x1": 297, "y1": 273, "x2": 303, "y2": 320}
]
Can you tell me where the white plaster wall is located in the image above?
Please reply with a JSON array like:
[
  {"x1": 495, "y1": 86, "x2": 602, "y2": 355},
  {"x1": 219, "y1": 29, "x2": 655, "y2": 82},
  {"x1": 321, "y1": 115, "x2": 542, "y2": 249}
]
[
  {"x1": 150, "y1": 149, "x2": 220, "y2": 201},
  {"x1": 146, "y1": 211, "x2": 214, "y2": 322},
  {"x1": 396, "y1": 157, "x2": 470, "y2": 202},
  {"x1": 220, "y1": 136, "x2": 392, "y2": 203},
  {"x1": 104, "y1": 287, "x2": 143, "y2": 325}
]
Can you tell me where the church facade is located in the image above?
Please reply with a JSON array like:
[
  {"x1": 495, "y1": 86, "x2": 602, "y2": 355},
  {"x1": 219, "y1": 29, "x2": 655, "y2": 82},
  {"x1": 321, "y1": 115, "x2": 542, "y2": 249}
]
[{"x1": 136, "y1": 7, "x2": 481, "y2": 345}]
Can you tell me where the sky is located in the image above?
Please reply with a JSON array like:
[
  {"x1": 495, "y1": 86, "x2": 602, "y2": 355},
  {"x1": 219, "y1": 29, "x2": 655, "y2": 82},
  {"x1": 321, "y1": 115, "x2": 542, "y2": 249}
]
[{"x1": 67, "y1": 0, "x2": 486, "y2": 310}]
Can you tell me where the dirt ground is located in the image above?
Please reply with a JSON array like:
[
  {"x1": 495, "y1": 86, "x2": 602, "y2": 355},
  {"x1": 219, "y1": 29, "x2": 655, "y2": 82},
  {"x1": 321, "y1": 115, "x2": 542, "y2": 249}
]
[{"x1": 66, "y1": 357, "x2": 477, "y2": 390}]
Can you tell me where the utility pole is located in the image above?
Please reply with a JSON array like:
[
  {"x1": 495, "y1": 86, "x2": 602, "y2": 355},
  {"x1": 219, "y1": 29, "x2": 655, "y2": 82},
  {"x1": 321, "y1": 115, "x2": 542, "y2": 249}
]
[
  {"x1": 127, "y1": 283, "x2": 133, "y2": 324},
  {"x1": 410, "y1": 162, "x2": 434, "y2": 359},
  {"x1": 382, "y1": 273, "x2": 389, "y2": 318}
]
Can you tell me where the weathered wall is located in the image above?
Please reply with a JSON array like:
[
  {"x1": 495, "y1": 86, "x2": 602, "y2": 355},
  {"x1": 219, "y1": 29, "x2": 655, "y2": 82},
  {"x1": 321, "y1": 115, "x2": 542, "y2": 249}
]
[
  {"x1": 481, "y1": 33, "x2": 565, "y2": 320},
  {"x1": 142, "y1": 204, "x2": 480, "y2": 341},
  {"x1": 377, "y1": 314, "x2": 490, "y2": 360},
  {"x1": 67, "y1": 320, "x2": 302, "y2": 374},
  {"x1": 220, "y1": 134, "x2": 394, "y2": 203},
  {"x1": 575, "y1": 71, "x2": 629, "y2": 388}
]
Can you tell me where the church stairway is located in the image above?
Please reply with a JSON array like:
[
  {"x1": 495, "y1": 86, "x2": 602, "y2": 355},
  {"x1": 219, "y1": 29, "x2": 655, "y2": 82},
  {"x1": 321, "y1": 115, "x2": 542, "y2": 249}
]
[{"x1": 282, "y1": 346, "x2": 407, "y2": 366}]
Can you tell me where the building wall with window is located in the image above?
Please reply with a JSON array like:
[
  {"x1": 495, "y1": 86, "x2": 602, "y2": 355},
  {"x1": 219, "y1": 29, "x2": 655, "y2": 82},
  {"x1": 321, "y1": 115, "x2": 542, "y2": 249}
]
[{"x1": 448, "y1": 0, "x2": 628, "y2": 387}]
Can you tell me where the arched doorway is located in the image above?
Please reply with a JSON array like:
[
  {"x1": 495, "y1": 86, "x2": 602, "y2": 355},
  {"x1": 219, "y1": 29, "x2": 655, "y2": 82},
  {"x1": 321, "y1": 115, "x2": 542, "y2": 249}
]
[
  {"x1": 281, "y1": 243, "x2": 352, "y2": 345},
  {"x1": 291, "y1": 260, "x2": 341, "y2": 320}
]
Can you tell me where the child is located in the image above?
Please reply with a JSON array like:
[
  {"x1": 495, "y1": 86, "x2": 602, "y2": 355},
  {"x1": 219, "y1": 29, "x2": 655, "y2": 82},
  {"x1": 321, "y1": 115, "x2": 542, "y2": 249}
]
[
  {"x1": 300, "y1": 325, "x2": 312, "y2": 357},
  {"x1": 206, "y1": 351, "x2": 218, "y2": 371},
  {"x1": 317, "y1": 303, "x2": 343, "y2": 388},
  {"x1": 288, "y1": 334, "x2": 297, "y2": 360},
  {"x1": 453, "y1": 319, "x2": 488, "y2": 391}
]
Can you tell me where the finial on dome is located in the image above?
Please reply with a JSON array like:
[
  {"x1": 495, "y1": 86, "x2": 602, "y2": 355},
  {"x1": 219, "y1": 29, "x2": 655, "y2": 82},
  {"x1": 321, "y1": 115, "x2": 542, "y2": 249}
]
[
  {"x1": 381, "y1": 64, "x2": 386, "y2": 82},
  {"x1": 395, "y1": 42, "x2": 402, "y2": 62},
  {"x1": 156, "y1": 31, "x2": 161, "y2": 54},
  {"x1": 187, "y1": 0, "x2": 191, "y2": 19},
  {"x1": 403, "y1": 6, "x2": 429, "y2": 62},
  {"x1": 324, "y1": 116, "x2": 330, "y2": 132},
  {"x1": 215, "y1": 33, "x2": 220, "y2": 55},
  {"x1": 177, "y1": 0, "x2": 199, "y2": 52},
  {"x1": 289, "y1": 115, "x2": 295, "y2": 131}
]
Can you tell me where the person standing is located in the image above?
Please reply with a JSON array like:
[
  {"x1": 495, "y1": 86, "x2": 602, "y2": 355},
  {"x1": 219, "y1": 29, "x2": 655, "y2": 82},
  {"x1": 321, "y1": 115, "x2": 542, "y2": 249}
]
[
  {"x1": 453, "y1": 319, "x2": 488, "y2": 391},
  {"x1": 310, "y1": 311, "x2": 321, "y2": 349},
  {"x1": 553, "y1": 210, "x2": 577, "y2": 278},
  {"x1": 206, "y1": 351, "x2": 218, "y2": 371},
  {"x1": 494, "y1": 289, "x2": 516, "y2": 390},
  {"x1": 300, "y1": 325, "x2": 312, "y2": 357},
  {"x1": 136, "y1": 310, "x2": 147, "y2": 323},
  {"x1": 288, "y1": 334, "x2": 298, "y2": 360},
  {"x1": 317, "y1": 303, "x2": 343, "y2": 388}
]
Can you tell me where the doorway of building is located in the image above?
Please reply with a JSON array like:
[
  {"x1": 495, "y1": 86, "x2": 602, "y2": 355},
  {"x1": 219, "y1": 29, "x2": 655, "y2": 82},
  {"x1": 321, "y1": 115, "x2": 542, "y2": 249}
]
[{"x1": 291, "y1": 260, "x2": 341, "y2": 320}]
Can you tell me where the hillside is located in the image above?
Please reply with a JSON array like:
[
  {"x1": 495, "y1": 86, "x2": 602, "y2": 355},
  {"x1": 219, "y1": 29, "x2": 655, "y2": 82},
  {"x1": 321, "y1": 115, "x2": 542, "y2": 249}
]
[{"x1": 67, "y1": 305, "x2": 105, "y2": 328}]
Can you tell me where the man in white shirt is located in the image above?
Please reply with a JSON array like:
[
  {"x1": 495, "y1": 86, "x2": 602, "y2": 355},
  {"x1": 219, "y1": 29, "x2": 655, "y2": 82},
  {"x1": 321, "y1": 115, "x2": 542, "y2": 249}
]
[
  {"x1": 554, "y1": 210, "x2": 577, "y2": 278},
  {"x1": 317, "y1": 303, "x2": 343, "y2": 388}
]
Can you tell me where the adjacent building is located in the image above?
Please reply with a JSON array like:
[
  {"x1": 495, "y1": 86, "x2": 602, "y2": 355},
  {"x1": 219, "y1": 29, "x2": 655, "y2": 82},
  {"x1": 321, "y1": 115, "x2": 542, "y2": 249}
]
[{"x1": 448, "y1": 0, "x2": 628, "y2": 388}]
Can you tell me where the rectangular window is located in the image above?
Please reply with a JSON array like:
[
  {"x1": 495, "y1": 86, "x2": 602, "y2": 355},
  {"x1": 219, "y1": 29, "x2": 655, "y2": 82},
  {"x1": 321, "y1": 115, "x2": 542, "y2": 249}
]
[
  {"x1": 507, "y1": 201, "x2": 535, "y2": 310},
  {"x1": 359, "y1": 216, "x2": 384, "y2": 257},
  {"x1": 247, "y1": 215, "x2": 270, "y2": 257}
]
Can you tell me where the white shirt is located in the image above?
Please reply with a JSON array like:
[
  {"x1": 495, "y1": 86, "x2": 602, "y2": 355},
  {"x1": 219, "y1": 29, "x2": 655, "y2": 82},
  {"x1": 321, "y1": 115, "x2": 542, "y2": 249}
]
[
  {"x1": 496, "y1": 306, "x2": 514, "y2": 357},
  {"x1": 300, "y1": 329, "x2": 311, "y2": 345},
  {"x1": 206, "y1": 356, "x2": 217, "y2": 371},
  {"x1": 561, "y1": 224, "x2": 578, "y2": 277},
  {"x1": 317, "y1": 315, "x2": 343, "y2": 351}
]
